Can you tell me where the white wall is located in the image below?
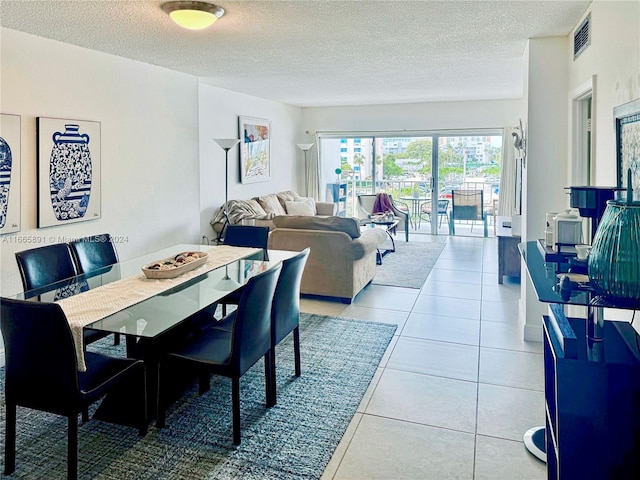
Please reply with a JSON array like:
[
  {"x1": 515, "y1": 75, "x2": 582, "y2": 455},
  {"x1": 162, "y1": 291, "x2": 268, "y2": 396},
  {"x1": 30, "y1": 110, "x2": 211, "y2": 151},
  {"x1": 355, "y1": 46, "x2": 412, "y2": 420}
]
[
  {"x1": 198, "y1": 84, "x2": 303, "y2": 238},
  {"x1": 302, "y1": 99, "x2": 523, "y2": 134},
  {"x1": 569, "y1": 1, "x2": 640, "y2": 186},
  {"x1": 0, "y1": 28, "x2": 304, "y2": 296},
  {"x1": 521, "y1": 36, "x2": 570, "y2": 341}
]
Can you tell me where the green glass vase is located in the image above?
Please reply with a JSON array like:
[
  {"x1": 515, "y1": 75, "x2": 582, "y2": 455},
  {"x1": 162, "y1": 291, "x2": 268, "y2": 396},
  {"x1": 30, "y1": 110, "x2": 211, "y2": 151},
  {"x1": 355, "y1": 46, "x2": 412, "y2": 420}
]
[{"x1": 588, "y1": 200, "x2": 640, "y2": 300}]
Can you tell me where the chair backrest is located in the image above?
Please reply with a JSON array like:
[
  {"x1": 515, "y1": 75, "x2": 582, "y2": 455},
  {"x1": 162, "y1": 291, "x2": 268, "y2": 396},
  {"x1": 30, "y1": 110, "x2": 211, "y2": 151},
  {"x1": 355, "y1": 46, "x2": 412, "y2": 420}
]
[
  {"x1": 68, "y1": 233, "x2": 119, "y2": 274},
  {"x1": 451, "y1": 190, "x2": 484, "y2": 221},
  {"x1": 0, "y1": 297, "x2": 80, "y2": 413},
  {"x1": 437, "y1": 199, "x2": 449, "y2": 214},
  {"x1": 15, "y1": 243, "x2": 78, "y2": 292},
  {"x1": 232, "y1": 263, "x2": 282, "y2": 375},
  {"x1": 271, "y1": 248, "x2": 310, "y2": 345},
  {"x1": 357, "y1": 194, "x2": 376, "y2": 220},
  {"x1": 223, "y1": 225, "x2": 270, "y2": 260}
]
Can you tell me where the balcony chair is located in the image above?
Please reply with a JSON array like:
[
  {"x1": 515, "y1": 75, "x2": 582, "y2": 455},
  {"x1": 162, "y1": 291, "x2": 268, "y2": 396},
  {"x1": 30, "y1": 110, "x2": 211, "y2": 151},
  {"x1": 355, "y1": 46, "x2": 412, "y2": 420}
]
[
  {"x1": 419, "y1": 198, "x2": 449, "y2": 228},
  {"x1": 357, "y1": 193, "x2": 410, "y2": 241},
  {"x1": 449, "y1": 189, "x2": 488, "y2": 237},
  {"x1": 156, "y1": 263, "x2": 282, "y2": 445},
  {"x1": 0, "y1": 297, "x2": 147, "y2": 480}
]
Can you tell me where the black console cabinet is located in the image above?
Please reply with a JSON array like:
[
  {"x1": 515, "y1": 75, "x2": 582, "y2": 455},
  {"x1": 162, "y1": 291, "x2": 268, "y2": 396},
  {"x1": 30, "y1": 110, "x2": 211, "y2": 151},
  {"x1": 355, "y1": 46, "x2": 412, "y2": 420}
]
[
  {"x1": 542, "y1": 307, "x2": 640, "y2": 479},
  {"x1": 520, "y1": 241, "x2": 640, "y2": 480}
]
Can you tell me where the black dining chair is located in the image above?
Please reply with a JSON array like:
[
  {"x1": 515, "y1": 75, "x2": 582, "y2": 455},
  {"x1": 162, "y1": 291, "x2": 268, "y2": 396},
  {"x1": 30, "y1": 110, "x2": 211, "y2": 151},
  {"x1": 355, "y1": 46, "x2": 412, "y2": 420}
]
[
  {"x1": 68, "y1": 233, "x2": 119, "y2": 276},
  {"x1": 156, "y1": 262, "x2": 282, "y2": 445},
  {"x1": 14, "y1": 243, "x2": 78, "y2": 293},
  {"x1": 0, "y1": 297, "x2": 148, "y2": 480},
  {"x1": 14, "y1": 243, "x2": 108, "y2": 349},
  {"x1": 209, "y1": 248, "x2": 311, "y2": 406},
  {"x1": 269, "y1": 248, "x2": 310, "y2": 404},
  {"x1": 68, "y1": 234, "x2": 121, "y2": 345},
  {"x1": 219, "y1": 224, "x2": 270, "y2": 316}
]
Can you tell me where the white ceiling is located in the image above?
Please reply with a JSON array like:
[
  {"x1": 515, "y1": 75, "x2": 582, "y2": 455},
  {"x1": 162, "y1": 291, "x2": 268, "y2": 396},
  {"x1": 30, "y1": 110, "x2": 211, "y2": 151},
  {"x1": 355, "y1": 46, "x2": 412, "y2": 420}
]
[{"x1": 0, "y1": 0, "x2": 591, "y2": 107}]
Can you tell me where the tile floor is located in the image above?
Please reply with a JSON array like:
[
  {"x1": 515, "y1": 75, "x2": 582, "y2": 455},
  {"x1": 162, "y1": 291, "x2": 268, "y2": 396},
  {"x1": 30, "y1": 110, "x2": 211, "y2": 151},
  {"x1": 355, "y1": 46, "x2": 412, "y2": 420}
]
[{"x1": 302, "y1": 234, "x2": 547, "y2": 480}]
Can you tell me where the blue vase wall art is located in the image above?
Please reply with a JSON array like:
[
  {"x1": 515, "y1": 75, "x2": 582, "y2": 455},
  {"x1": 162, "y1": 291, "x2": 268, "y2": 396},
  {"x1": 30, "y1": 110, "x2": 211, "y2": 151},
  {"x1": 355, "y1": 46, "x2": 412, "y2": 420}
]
[
  {"x1": 37, "y1": 118, "x2": 101, "y2": 228},
  {"x1": 49, "y1": 124, "x2": 92, "y2": 220},
  {"x1": 0, "y1": 113, "x2": 21, "y2": 235},
  {"x1": 0, "y1": 136, "x2": 12, "y2": 228}
]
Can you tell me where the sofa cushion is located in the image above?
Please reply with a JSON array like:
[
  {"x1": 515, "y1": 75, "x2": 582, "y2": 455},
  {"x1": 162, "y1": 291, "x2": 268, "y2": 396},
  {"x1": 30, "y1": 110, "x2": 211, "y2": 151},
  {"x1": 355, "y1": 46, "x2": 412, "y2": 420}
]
[
  {"x1": 256, "y1": 194, "x2": 287, "y2": 216},
  {"x1": 273, "y1": 215, "x2": 361, "y2": 239},
  {"x1": 285, "y1": 199, "x2": 315, "y2": 216},
  {"x1": 246, "y1": 198, "x2": 267, "y2": 216}
]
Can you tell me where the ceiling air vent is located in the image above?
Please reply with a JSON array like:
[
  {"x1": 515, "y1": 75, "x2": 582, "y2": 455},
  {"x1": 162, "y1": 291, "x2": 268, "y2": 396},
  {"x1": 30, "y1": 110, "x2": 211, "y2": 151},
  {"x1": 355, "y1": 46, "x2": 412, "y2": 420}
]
[{"x1": 574, "y1": 14, "x2": 591, "y2": 60}]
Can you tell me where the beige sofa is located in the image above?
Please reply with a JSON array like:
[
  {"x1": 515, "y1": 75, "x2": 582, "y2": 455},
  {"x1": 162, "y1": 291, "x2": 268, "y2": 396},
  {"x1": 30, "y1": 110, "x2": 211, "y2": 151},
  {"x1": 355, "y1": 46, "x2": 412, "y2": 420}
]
[
  {"x1": 268, "y1": 215, "x2": 387, "y2": 303},
  {"x1": 210, "y1": 190, "x2": 336, "y2": 239}
]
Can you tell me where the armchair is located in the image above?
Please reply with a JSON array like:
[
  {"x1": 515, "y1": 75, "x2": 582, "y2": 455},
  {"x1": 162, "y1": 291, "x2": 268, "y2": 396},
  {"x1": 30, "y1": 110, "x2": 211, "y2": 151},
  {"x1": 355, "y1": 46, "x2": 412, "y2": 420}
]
[{"x1": 357, "y1": 193, "x2": 410, "y2": 242}]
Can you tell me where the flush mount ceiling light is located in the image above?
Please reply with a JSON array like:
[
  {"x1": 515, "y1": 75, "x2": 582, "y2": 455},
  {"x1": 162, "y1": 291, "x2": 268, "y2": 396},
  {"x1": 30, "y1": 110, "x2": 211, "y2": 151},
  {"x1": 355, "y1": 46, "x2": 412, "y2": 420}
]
[{"x1": 162, "y1": 1, "x2": 225, "y2": 30}]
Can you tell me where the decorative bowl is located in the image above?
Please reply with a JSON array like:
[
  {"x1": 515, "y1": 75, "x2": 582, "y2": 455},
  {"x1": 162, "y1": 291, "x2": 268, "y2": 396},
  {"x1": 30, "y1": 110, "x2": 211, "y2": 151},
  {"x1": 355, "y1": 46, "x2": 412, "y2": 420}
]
[{"x1": 141, "y1": 251, "x2": 208, "y2": 279}]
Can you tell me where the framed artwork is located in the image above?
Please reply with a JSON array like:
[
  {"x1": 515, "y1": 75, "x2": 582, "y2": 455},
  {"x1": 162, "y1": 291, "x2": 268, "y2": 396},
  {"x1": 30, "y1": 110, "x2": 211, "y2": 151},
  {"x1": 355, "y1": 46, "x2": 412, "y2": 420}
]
[
  {"x1": 0, "y1": 113, "x2": 21, "y2": 235},
  {"x1": 238, "y1": 116, "x2": 271, "y2": 184},
  {"x1": 614, "y1": 98, "x2": 640, "y2": 200},
  {"x1": 37, "y1": 117, "x2": 101, "y2": 228}
]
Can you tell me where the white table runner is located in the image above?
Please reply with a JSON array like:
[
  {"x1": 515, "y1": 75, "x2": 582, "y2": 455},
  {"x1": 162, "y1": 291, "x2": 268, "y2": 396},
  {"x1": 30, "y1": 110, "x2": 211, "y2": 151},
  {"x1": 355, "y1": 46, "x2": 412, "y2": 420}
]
[{"x1": 57, "y1": 245, "x2": 260, "y2": 371}]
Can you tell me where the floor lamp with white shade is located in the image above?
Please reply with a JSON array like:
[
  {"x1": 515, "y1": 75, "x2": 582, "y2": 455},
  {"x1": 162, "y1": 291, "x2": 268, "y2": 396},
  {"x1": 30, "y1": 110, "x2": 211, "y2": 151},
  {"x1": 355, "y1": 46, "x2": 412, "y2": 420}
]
[
  {"x1": 297, "y1": 143, "x2": 314, "y2": 196},
  {"x1": 213, "y1": 138, "x2": 240, "y2": 241},
  {"x1": 213, "y1": 138, "x2": 241, "y2": 288}
]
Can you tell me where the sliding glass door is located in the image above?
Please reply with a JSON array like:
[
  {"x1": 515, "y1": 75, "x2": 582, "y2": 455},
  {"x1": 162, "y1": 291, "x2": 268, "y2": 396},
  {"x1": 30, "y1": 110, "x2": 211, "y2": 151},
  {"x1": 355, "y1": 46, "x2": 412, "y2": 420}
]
[{"x1": 318, "y1": 132, "x2": 502, "y2": 237}]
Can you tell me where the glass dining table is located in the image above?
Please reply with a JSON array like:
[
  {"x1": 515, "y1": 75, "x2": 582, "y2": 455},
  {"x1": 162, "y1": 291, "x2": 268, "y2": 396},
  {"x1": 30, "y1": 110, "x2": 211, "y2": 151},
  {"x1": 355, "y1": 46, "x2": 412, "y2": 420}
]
[{"x1": 9, "y1": 243, "x2": 296, "y2": 424}]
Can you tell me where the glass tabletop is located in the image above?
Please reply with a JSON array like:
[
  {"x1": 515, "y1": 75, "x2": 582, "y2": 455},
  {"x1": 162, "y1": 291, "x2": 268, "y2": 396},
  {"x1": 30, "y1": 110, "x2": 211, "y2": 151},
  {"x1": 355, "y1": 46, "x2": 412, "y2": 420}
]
[
  {"x1": 11, "y1": 244, "x2": 297, "y2": 338},
  {"x1": 519, "y1": 240, "x2": 640, "y2": 310}
]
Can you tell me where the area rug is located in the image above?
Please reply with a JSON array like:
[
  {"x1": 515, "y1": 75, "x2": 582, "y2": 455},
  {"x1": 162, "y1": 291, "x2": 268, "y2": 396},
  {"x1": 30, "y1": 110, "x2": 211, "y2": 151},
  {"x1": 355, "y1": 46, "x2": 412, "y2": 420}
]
[
  {"x1": 373, "y1": 239, "x2": 446, "y2": 288},
  {"x1": 0, "y1": 314, "x2": 396, "y2": 480}
]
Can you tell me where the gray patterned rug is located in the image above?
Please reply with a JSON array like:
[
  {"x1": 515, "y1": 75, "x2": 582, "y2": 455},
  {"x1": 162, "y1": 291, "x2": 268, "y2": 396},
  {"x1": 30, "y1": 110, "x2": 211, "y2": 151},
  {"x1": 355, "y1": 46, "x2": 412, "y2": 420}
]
[
  {"x1": 373, "y1": 239, "x2": 446, "y2": 288},
  {"x1": 0, "y1": 314, "x2": 396, "y2": 479}
]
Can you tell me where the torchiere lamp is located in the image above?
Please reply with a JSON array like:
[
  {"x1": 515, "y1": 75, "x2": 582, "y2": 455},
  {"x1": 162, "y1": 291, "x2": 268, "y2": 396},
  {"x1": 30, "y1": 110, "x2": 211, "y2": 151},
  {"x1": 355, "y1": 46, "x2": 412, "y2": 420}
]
[
  {"x1": 213, "y1": 138, "x2": 240, "y2": 241},
  {"x1": 296, "y1": 143, "x2": 314, "y2": 196},
  {"x1": 213, "y1": 138, "x2": 241, "y2": 288}
]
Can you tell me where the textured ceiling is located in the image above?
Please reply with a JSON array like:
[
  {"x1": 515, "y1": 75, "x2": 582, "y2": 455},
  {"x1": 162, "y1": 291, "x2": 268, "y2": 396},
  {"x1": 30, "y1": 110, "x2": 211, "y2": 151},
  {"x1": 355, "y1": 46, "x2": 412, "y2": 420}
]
[{"x1": 0, "y1": 0, "x2": 591, "y2": 107}]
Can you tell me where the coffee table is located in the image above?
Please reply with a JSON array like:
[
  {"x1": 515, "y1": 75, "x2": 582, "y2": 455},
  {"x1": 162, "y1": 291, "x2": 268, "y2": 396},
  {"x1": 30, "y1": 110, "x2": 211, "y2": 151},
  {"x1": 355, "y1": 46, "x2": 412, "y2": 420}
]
[{"x1": 363, "y1": 218, "x2": 399, "y2": 264}]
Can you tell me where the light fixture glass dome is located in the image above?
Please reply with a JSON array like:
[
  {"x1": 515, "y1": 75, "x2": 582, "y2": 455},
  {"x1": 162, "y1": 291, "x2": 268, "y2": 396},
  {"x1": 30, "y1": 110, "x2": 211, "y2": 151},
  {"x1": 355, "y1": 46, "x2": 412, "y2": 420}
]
[{"x1": 162, "y1": 1, "x2": 225, "y2": 30}]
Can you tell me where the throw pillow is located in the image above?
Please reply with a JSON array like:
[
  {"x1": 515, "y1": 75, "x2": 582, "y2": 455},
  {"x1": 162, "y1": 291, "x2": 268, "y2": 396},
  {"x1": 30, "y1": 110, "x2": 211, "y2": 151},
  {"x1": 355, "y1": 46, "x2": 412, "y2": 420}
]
[
  {"x1": 285, "y1": 200, "x2": 315, "y2": 216},
  {"x1": 256, "y1": 194, "x2": 286, "y2": 216},
  {"x1": 276, "y1": 190, "x2": 301, "y2": 210}
]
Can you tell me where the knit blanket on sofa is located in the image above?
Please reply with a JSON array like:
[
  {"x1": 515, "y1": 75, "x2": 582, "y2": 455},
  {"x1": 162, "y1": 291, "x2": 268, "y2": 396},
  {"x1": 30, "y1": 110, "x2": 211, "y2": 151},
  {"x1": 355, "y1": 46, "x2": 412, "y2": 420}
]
[{"x1": 210, "y1": 199, "x2": 275, "y2": 226}]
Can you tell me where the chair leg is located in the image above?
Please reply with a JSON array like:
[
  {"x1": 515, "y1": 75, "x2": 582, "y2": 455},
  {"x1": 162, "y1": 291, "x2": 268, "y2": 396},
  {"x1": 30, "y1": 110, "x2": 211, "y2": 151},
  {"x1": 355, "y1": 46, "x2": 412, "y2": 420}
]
[
  {"x1": 231, "y1": 377, "x2": 241, "y2": 445},
  {"x1": 113, "y1": 333, "x2": 120, "y2": 346},
  {"x1": 199, "y1": 373, "x2": 211, "y2": 395},
  {"x1": 264, "y1": 351, "x2": 275, "y2": 408},
  {"x1": 156, "y1": 361, "x2": 167, "y2": 429},
  {"x1": 67, "y1": 414, "x2": 78, "y2": 480},
  {"x1": 81, "y1": 407, "x2": 89, "y2": 423},
  {"x1": 268, "y1": 348, "x2": 277, "y2": 407},
  {"x1": 4, "y1": 402, "x2": 16, "y2": 475},
  {"x1": 293, "y1": 326, "x2": 301, "y2": 377}
]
